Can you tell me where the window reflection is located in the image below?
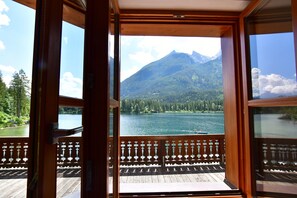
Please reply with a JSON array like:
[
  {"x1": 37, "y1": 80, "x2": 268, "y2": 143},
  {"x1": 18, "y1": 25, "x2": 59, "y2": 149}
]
[
  {"x1": 250, "y1": 33, "x2": 297, "y2": 99},
  {"x1": 59, "y1": 22, "x2": 84, "y2": 99},
  {"x1": 252, "y1": 107, "x2": 297, "y2": 196},
  {"x1": 247, "y1": 0, "x2": 297, "y2": 99}
]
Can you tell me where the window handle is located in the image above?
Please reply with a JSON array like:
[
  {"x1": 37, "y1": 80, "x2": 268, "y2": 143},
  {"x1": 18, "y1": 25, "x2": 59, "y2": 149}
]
[{"x1": 49, "y1": 123, "x2": 83, "y2": 144}]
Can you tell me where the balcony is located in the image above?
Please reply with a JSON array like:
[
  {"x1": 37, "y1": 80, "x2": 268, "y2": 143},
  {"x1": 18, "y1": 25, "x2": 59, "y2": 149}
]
[{"x1": 0, "y1": 135, "x2": 296, "y2": 196}]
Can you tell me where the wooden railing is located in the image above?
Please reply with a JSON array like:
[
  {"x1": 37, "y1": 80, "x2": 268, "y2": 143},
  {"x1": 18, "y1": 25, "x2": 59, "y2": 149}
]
[
  {"x1": 0, "y1": 137, "x2": 28, "y2": 168},
  {"x1": 255, "y1": 138, "x2": 297, "y2": 172},
  {"x1": 116, "y1": 135, "x2": 225, "y2": 167},
  {"x1": 0, "y1": 135, "x2": 225, "y2": 168},
  {"x1": 2, "y1": 136, "x2": 296, "y2": 173}
]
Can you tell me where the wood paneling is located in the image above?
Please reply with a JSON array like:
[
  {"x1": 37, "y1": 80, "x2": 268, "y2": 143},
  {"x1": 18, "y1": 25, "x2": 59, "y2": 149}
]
[
  {"x1": 121, "y1": 23, "x2": 230, "y2": 37},
  {"x1": 59, "y1": 96, "x2": 84, "y2": 107},
  {"x1": 293, "y1": 0, "x2": 297, "y2": 79},
  {"x1": 248, "y1": 96, "x2": 297, "y2": 107},
  {"x1": 27, "y1": 0, "x2": 63, "y2": 197},
  {"x1": 221, "y1": 27, "x2": 240, "y2": 188},
  {"x1": 238, "y1": 1, "x2": 263, "y2": 197},
  {"x1": 82, "y1": 0, "x2": 110, "y2": 197}
]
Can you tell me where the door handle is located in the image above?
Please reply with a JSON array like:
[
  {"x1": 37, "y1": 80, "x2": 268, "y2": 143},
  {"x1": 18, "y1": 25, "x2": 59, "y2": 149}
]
[{"x1": 50, "y1": 122, "x2": 83, "y2": 144}]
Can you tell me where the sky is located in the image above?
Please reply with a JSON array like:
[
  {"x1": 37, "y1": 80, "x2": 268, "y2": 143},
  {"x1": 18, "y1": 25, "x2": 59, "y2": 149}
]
[{"x1": 0, "y1": 0, "x2": 296, "y2": 99}]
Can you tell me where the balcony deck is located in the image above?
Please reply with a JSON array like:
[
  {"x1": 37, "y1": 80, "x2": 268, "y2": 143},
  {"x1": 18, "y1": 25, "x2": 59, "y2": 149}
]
[
  {"x1": 0, "y1": 166, "x2": 228, "y2": 197},
  {"x1": 1, "y1": 135, "x2": 296, "y2": 196}
]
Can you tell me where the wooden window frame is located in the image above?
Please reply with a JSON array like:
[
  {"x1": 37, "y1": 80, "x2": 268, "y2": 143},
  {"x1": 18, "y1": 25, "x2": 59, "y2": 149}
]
[
  {"x1": 16, "y1": 0, "x2": 278, "y2": 197},
  {"x1": 240, "y1": 0, "x2": 297, "y2": 197}
]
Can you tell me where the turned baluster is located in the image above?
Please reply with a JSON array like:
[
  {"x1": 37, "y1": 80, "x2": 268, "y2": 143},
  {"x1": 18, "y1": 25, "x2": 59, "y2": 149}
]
[
  {"x1": 209, "y1": 140, "x2": 213, "y2": 159},
  {"x1": 177, "y1": 140, "x2": 182, "y2": 161},
  {"x1": 75, "y1": 142, "x2": 80, "y2": 162},
  {"x1": 60, "y1": 142, "x2": 66, "y2": 162},
  {"x1": 120, "y1": 141, "x2": 125, "y2": 161},
  {"x1": 270, "y1": 143, "x2": 276, "y2": 165},
  {"x1": 197, "y1": 140, "x2": 201, "y2": 161},
  {"x1": 215, "y1": 139, "x2": 219, "y2": 160},
  {"x1": 154, "y1": 141, "x2": 158, "y2": 162},
  {"x1": 16, "y1": 143, "x2": 21, "y2": 163},
  {"x1": 190, "y1": 140, "x2": 195, "y2": 161},
  {"x1": 171, "y1": 141, "x2": 176, "y2": 161},
  {"x1": 140, "y1": 141, "x2": 145, "y2": 162},
  {"x1": 9, "y1": 143, "x2": 14, "y2": 163},
  {"x1": 203, "y1": 140, "x2": 208, "y2": 160},
  {"x1": 291, "y1": 144, "x2": 297, "y2": 166},
  {"x1": 165, "y1": 141, "x2": 170, "y2": 162},
  {"x1": 127, "y1": 141, "x2": 132, "y2": 161},
  {"x1": 184, "y1": 140, "x2": 189, "y2": 161},
  {"x1": 23, "y1": 143, "x2": 28, "y2": 163},
  {"x1": 134, "y1": 141, "x2": 139, "y2": 162},
  {"x1": 67, "y1": 142, "x2": 73, "y2": 162},
  {"x1": 2, "y1": 143, "x2": 7, "y2": 163},
  {"x1": 147, "y1": 141, "x2": 152, "y2": 161}
]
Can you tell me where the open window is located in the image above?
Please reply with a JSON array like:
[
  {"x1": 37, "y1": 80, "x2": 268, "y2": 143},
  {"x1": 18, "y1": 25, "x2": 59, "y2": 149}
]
[{"x1": 244, "y1": 0, "x2": 297, "y2": 197}]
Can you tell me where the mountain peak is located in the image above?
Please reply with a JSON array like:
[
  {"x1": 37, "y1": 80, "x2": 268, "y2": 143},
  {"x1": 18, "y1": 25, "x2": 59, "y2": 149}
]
[{"x1": 191, "y1": 51, "x2": 211, "y2": 64}]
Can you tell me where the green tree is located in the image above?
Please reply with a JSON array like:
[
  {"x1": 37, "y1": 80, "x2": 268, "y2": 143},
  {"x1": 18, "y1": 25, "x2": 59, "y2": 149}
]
[
  {"x1": 8, "y1": 69, "x2": 30, "y2": 118},
  {"x1": 0, "y1": 71, "x2": 11, "y2": 114}
]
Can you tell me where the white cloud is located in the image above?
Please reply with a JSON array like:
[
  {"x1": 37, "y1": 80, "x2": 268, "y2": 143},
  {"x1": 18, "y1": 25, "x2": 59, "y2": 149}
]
[
  {"x1": 60, "y1": 72, "x2": 83, "y2": 99},
  {"x1": 0, "y1": 0, "x2": 10, "y2": 28},
  {"x1": 0, "y1": 64, "x2": 17, "y2": 86},
  {"x1": 252, "y1": 68, "x2": 297, "y2": 98},
  {"x1": 129, "y1": 51, "x2": 155, "y2": 67},
  {"x1": 0, "y1": 40, "x2": 4, "y2": 50},
  {"x1": 121, "y1": 66, "x2": 141, "y2": 82}
]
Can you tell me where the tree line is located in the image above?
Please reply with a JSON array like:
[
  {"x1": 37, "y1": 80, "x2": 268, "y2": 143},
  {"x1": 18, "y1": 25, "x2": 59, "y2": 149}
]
[
  {"x1": 121, "y1": 99, "x2": 224, "y2": 114},
  {"x1": 0, "y1": 70, "x2": 30, "y2": 128}
]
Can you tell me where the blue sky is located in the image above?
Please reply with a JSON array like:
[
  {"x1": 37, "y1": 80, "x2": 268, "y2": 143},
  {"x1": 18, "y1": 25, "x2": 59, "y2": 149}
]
[{"x1": 1, "y1": 0, "x2": 296, "y2": 99}]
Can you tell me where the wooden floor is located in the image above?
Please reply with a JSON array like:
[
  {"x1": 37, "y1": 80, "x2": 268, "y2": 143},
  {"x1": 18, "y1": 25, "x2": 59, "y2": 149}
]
[{"x1": 0, "y1": 171, "x2": 227, "y2": 197}]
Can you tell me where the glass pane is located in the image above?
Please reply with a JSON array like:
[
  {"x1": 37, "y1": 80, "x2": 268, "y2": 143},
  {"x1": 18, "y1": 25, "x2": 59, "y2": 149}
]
[
  {"x1": 246, "y1": 0, "x2": 297, "y2": 99},
  {"x1": 0, "y1": 0, "x2": 35, "y2": 196},
  {"x1": 59, "y1": 22, "x2": 84, "y2": 99},
  {"x1": 109, "y1": 33, "x2": 115, "y2": 99},
  {"x1": 120, "y1": 36, "x2": 232, "y2": 193},
  {"x1": 56, "y1": 107, "x2": 82, "y2": 198},
  {"x1": 252, "y1": 107, "x2": 297, "y2": 196},
  {"x1": 109, "y1": 108, "x2": 114, "y2": 194}
]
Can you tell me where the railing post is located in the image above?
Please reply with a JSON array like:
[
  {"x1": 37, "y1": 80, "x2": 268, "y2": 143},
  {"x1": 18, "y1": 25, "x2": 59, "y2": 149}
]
[{"x1": 160, "y1": 140, "x2": 166, "y2": 168}]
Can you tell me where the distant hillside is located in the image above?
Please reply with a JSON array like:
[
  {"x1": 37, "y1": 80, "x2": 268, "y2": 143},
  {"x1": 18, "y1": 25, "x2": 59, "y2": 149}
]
[{"x1": 121, "y1": 51, "x2": 223, "y2": 103}]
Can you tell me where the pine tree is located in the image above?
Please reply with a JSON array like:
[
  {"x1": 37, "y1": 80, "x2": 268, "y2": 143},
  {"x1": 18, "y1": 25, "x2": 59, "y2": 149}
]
[
  {"x1": 0, "y1": 71, "x2": 10, "y2": 114},
  {"x1": 8, "y1": 69, "x2": 30, "y2": 118}
]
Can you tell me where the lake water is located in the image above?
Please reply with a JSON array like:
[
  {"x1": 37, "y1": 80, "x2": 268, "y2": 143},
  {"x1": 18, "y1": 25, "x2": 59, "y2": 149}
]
[{"x1": 0, "y1": 113, "x2": 296, "y2": 138}]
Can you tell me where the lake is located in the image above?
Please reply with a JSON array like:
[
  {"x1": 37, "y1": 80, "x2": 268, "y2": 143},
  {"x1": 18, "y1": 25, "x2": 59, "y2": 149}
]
[{"x1": 0, "y1": 113, "x2": 296, "y2": 138}]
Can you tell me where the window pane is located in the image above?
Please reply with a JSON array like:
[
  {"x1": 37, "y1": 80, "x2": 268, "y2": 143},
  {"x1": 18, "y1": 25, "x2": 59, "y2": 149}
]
[
  {"x1": 119, "y1": 36, "x2": 233, "y2": 194},
  {"x1": 57, "y1": 107, "x2": 82, "y2": 197},
  {"x1": 246, "y1": 0, "x2": 297, "y2": 99},
  {"x1": 59, "y1": 22, "x2": 84, "y2": 99},
  {"x1": 252, "y1": 107, "x2": 297, "y2": 196},
  {"x1": 0, "y1": 0, "x2": 35, "y2": 196}
]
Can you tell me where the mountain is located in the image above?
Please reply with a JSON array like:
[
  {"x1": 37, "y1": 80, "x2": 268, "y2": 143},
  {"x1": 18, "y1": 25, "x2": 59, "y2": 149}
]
[{"x1": 121, "y1": 51, "x2": 223, "y2": 102}]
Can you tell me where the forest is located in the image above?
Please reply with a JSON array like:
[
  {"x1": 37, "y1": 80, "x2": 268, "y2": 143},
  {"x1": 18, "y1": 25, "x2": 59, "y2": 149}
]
[
  {"x1": 0, "y1": 70, "x2": 30, "y2": 128},
  {"x1": 120, "y1": 99, "x2": 224, "y2": 114}
]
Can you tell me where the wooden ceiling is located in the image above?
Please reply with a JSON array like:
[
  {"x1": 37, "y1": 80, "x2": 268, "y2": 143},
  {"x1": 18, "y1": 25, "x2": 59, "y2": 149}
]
[{"x1": 14, "y1": 0, "x2": 255, "y2": 36}]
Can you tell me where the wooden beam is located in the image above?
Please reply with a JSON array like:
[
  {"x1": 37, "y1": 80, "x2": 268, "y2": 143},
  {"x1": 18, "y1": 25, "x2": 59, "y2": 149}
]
[
  {"x1": 59, "y1": 96, "x2": 84, "y2": 107},
  {"x1": 82, "y1": 0, "x2": 110, "y2": 197},
  {"x1": 292, "y1": 0, "x2": 297, "y2": 81},
  {"x1": 221, "y1": 26, "x2": 240, "y2": 189},
  {"x1": 121, "y1": 23, "x2": 231, "y2": 37},
  {"x1": 27, "y1": 0, "x2": 63, "y2": 197},
  {"x1": 248, "y1": 96, "x2": 297, "y2": 107},
  {"x1": 238, "y1": 1, "x2": 263, "y2": 198}
]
